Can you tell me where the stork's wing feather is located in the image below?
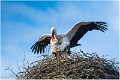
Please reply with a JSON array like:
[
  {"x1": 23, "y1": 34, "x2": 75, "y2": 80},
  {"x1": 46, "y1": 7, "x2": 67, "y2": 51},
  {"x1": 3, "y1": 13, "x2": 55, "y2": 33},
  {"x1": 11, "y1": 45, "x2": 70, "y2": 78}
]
[
  {"x1": 31, "y1": 34, "x2": 51, "y2": 54},
  {"x1": 66, "y1": 22, "x2": 108, "y2": 47}
]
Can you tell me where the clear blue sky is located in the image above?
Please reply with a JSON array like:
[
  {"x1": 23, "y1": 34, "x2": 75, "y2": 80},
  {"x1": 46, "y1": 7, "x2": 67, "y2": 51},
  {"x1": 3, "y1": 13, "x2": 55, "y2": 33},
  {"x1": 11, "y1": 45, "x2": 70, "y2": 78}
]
[{"x1": 1, "y1": 1, "x2": 119, "y2": 79}]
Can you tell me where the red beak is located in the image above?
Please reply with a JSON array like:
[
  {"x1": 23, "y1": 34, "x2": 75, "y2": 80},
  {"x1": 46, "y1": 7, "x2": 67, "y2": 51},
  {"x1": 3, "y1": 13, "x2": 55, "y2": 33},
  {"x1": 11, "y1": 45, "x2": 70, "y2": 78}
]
[{"x1": 52, "y1": 33, "x2": 55, "y2": 39}]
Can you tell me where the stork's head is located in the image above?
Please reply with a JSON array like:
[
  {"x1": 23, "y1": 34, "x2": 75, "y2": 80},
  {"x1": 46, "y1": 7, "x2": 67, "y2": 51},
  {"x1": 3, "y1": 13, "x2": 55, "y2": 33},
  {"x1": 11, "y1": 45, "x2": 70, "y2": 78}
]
[
  {"x1": 51, "y1": 27, "x2": 57, "y2": 39},
  {"x1": 51, "y1": 27, "x2": 57, "y2": 34}
]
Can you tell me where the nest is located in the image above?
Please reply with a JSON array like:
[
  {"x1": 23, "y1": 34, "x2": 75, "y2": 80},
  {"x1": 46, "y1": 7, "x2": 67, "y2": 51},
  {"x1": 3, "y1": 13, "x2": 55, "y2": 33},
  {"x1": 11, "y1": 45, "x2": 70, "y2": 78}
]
[{"x1": 17, "y1": 50, "x2": 119, "y2": 79}]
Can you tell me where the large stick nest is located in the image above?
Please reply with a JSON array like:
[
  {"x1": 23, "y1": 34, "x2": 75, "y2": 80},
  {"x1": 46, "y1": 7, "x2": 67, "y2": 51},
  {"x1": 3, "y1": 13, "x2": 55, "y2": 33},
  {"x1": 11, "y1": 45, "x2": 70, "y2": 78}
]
[{"x1": 17, "y1": 50, "x2": 119, "y2": 79}]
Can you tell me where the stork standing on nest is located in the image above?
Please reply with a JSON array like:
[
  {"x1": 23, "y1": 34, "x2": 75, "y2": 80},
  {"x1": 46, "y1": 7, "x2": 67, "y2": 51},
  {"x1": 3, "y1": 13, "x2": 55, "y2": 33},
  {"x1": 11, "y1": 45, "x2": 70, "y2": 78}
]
[{"x1": 31, "y1": 22, "x2": 108, "y2": 58}]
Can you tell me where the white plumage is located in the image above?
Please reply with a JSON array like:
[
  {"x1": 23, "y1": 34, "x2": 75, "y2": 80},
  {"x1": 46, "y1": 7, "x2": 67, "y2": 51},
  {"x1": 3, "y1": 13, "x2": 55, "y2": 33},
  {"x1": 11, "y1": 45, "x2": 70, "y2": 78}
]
[{"x1": 31, "y1": 22, "x2": 108, "y2": 57}]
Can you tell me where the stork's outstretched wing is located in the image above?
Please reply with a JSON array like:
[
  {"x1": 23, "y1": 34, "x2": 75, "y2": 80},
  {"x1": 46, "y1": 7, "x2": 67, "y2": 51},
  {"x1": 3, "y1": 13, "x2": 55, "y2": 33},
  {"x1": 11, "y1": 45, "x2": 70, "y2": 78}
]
[
  {"x1": 31, "y1": 34, "x2": 51, "y2": 54},
  {"x1": 66, "y1": 22, "x2": 108, "y2": 47}
]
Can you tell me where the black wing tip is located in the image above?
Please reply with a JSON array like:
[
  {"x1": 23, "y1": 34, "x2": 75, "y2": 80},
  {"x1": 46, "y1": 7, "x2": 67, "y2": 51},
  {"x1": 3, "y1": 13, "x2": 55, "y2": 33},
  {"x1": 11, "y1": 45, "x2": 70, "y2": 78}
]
[
  {"x1": 31, "y1": 42, "x2": 39, "y2": 54},
  {"x1": 92, "y1": 22, "x2": 107, "y2": 26},
  {"x1": 93, "y1": 22, "x2": 108, "y2": 32},
  {"x1": 31, "y1": 42, "x2": 47, "y2": 54}
]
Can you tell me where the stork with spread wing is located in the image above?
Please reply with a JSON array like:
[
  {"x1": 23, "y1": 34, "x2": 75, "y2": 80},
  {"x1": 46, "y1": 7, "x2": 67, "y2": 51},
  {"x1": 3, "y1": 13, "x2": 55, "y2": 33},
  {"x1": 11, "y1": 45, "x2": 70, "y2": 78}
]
[{"x1": 31, "y1": 22, "x2": 108, "y2": 58}]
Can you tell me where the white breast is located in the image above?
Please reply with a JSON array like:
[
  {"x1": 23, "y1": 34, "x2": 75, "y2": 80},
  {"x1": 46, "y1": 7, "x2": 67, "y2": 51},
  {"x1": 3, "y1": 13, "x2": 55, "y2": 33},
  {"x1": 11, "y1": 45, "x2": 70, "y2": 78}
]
[{"x1": 50, "y1": 35, "x2": 70, "y2": 53}]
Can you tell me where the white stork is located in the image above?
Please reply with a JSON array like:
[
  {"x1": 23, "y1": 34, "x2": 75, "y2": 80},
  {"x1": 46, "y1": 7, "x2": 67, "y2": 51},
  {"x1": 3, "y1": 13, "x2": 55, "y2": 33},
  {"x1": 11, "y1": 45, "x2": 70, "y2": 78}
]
[{"x1": 31, "y1": 22, "x2": 108, "y2": 57}]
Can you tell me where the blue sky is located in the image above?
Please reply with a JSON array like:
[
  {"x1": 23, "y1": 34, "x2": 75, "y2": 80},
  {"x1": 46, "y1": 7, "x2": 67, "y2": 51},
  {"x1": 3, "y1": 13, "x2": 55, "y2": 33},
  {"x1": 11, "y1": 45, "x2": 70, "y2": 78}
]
[{"x1": 1, "y1": 1, "x2": 119, "y2": 79}]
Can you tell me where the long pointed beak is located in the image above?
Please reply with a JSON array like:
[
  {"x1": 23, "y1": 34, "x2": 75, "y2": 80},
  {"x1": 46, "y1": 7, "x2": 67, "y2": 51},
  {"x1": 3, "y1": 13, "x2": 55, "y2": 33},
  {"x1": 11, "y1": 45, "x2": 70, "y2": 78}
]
[{"x1": 52, "y1": 33, "x2": 55, "y2": 39}]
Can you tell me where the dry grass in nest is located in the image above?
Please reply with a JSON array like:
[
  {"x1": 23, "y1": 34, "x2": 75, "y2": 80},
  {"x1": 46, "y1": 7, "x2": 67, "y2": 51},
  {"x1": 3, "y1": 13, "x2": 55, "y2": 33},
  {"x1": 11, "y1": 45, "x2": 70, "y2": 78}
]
[{"x1": 14, "y1": 50, "x2": 119, "y2": 79}]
